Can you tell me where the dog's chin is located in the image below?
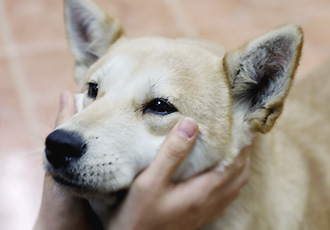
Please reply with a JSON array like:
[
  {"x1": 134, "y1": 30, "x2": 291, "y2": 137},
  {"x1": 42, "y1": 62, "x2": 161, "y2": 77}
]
[{"x1": 52, "y1": 175, "x2": 128, "y2": 205}]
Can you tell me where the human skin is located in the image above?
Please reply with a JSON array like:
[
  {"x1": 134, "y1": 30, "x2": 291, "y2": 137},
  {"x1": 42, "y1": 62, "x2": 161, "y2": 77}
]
[{"x1": 34, "y1": 91, "x2": 252, "y2": 230}]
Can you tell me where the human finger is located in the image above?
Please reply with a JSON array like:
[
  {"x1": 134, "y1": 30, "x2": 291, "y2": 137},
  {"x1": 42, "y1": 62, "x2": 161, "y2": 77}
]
[
  {"x1": 213, "y1": 157, "x2": 250, "y2": 204},
  {"x1": 55, "y1": 91, "x2": 77, "y2": 126},
  {"x1": 228, "y1": 156, "x2": 250, "y2": 189},
  {"x1": 177, "y1": 158, "x2": 250, "y2": 227},
  {"x1": 179, "y1": 141, "x2": 253, "y2": 193},
  {"x1": 143, "y1": 117, "x2": 198, "y2": 187},
  {"x1": 168, "y1": 142, "x2": 252, "y2": 214},
  {"x1": 205, "y1": 158, "x2": 251, "y2": 223},
  {"x1": 221, "y1": 141, "x2": 253, "y2": 184}
]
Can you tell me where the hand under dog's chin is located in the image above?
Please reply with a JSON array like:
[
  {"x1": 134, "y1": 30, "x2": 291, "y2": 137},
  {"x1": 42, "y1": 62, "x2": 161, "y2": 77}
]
[{"x1": 52, "y1": 175, "x2": 128, "y2": 205}]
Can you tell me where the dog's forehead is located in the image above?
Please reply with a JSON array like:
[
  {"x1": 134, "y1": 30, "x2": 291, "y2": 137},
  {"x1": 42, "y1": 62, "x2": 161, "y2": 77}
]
[{"x1": 88, "y1": 38, "x2": 227, "y2": 92}]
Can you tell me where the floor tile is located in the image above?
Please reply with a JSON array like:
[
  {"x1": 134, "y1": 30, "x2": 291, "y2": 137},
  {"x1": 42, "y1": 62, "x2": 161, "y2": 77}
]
[
  {"x1": 18, "y1": 50, "x2": 77, "y2": 144},
  {"x1": 179, "y1": 0, "x2": 330, "y2": 78},
  {"x1": 96, "y1": 0, "x2": 185, "y2": 38},
  {"x1": 4, "y1": 0, "x2": 66, "y2": 46},
  {"x1": 0, "y1": 149, "x2": 44, "y2": 230},
  {"x1": 0, "y1": 59, "x2": 36, "y2": 153},
  {"x1": 0, "y1": 59, "x2": 43, "y2": 229}
]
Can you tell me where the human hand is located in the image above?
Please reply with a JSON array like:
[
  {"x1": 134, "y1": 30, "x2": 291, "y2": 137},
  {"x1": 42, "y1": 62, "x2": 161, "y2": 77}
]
[
  {"x1": 108, "y1": 118, "x2": 252, "y2": 230},
  {"x1": 34, "y1": 91, "x2": 98, "y2": 230}
]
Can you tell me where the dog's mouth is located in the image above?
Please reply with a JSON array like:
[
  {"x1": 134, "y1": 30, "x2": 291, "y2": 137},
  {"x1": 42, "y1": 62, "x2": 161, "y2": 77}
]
[
  {"x1": 53, "y1": 175, "x2": 84, "y2": 188},
  {"x1": 52, "y1": 175, "x2": 128, "y2": 204}
]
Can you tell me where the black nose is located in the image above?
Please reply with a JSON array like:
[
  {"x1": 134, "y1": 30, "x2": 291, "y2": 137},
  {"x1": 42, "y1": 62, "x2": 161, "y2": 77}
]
[{"x1": 45, "y1": 129, "x2": 87, "y2": 169}]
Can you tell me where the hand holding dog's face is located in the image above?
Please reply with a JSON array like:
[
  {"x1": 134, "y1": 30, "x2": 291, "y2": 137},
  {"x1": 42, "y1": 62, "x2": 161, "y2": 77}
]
[{"x1": 45, "y1": 0, "x2": 302, "y2": 202}]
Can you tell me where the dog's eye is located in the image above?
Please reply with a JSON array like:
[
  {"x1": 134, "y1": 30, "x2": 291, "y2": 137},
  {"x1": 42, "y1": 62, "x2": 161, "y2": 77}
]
[
  {"x1": 87, "y1": 82, "x2": 98, "y2": 99},
  {"x1": 143, "y1": 98, "x2": 178, "y2": 115}
]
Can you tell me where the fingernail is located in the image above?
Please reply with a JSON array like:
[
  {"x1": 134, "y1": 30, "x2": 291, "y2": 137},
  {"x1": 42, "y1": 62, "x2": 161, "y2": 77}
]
[
  {"x1": 178, "y1": 117, "x2": 197, "y2": 139},
  {"x1": 60, "y1": 91, "x2": 68, "y2": 107}
]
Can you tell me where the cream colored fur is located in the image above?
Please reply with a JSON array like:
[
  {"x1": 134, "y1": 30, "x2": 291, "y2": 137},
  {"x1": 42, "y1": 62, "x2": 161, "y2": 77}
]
[{"x1": 45, "y1": 0, "x2": 330, "y2": 229}]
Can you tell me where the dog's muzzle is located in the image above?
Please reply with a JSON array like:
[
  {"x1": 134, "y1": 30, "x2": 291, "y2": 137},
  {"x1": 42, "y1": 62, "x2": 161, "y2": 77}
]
[{"x1": 45, "y1": 129, "x2": 87, "y2": 169}]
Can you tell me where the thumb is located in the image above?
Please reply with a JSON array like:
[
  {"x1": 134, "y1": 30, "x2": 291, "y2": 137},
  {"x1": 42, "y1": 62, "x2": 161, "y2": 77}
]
[
  {"x1": 145, "y1": 117, "x2": 198, "y2": 186},
  {"x1": 55, "y1": 91, "x2": 77, "y2": 127}
]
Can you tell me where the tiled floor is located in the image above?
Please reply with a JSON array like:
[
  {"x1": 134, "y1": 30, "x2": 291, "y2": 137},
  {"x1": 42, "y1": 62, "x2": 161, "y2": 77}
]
[{"x1": 0, "y1": 0, "x2": 329, "y2": 229}]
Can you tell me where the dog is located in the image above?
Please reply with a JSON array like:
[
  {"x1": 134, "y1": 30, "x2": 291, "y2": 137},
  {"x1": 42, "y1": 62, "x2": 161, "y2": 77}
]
[{"x1": 44, "y1": 0, "x2": 330, "y2": 229}]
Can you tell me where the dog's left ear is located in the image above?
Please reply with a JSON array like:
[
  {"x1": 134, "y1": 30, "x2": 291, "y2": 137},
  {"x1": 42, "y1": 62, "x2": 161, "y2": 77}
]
[
  {"x1": 65, "y1": 0, "x2": 125, "y2": 88},
  {"x1": 224, "y1": 24, "x2": 303, "y2": 133}
]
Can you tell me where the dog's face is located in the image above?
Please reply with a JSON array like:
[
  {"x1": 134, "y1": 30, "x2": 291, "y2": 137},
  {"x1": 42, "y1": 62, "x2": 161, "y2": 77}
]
[
  {"x1": 47, "y1": 37, "x2": 233, "y2": 199},
  {"x1": 45, "y1": 0, "x2": 302, "y2": 201}
]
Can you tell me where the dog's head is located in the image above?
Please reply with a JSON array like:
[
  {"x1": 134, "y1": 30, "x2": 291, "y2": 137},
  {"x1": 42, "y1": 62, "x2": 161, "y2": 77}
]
[{"x1": 45, "y1": 0, "x2": 303, "y2": 202}]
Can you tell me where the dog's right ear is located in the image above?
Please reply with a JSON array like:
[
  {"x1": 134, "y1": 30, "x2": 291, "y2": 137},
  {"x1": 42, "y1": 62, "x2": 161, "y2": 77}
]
[{"x1": 65, "y1": 0, "x2": 125, "y2": 88}]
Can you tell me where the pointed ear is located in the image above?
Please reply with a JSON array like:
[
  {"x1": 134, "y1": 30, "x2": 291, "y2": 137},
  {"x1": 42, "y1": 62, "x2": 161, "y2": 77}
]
[
  {"x1": 65, "y1": 0, "x2": 125, "y2": 88},
  {"x1": 224, "y1": 24, "x2": 303, "y2": 133}
]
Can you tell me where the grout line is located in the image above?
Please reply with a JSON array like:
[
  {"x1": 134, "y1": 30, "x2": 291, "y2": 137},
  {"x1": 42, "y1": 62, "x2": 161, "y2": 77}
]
[
  {"x1": 162, "y1": 0, "x2": 199, "y2": 37},
  {"x1": 0, "y1": 0, "x2": 40, "y2": 149}
]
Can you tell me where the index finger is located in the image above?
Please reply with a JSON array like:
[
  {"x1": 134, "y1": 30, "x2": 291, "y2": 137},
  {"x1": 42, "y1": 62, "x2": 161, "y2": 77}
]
[
  {"x1": 144, "y1": 118, "x2": 198, "y2": 187},
  {"x1": 55, "y1": 91, "x2": 77, "y2": 126},
  {"x1": 225, "y1": 140, "x2": 254, "y2": 177}
]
